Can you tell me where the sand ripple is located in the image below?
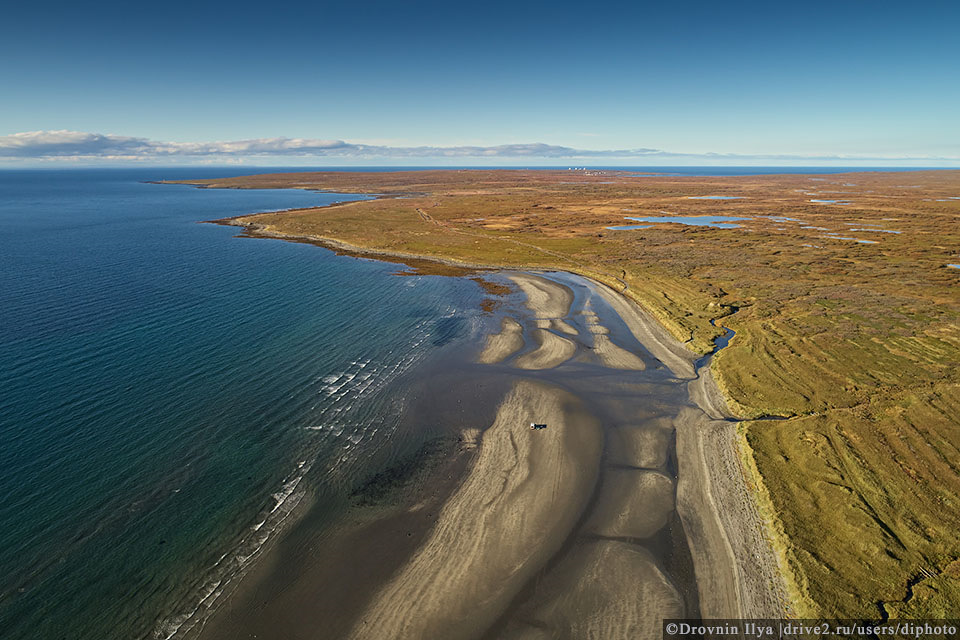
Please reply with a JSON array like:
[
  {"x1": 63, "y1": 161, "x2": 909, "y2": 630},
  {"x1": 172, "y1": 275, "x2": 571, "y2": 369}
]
[
  {"x1": 503, "y1": 540, "x2": 684, "y2": 639},
  {"x1": 477, "y1": 317, "x2": 525, "y2": 364},
  {"x1": 513, "y1": 329, "x2": 577, "y2": 370},
  {"x1": 347, "y1": 380, "x2": 601, "y2": 640},
  {"x1": 509, "y1": 274, "x2": 579, "y2": 335},
  {"x1": 583, "y1": 307, "x2": 646, "y2": 370},
  {"x1": 585, "y1": 469, "x2": 675, "y2": 539}
]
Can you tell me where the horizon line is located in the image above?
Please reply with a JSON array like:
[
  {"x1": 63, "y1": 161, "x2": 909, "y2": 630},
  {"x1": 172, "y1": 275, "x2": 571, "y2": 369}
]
[{"x1": 2, "y1": 131, "x2": 958, "y2": 166}]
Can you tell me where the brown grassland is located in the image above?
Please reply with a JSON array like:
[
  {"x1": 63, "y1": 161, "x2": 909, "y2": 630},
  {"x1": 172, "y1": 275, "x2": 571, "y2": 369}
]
[{"x1": 170, "y1": 169, "x2": 960, "y2": 618}]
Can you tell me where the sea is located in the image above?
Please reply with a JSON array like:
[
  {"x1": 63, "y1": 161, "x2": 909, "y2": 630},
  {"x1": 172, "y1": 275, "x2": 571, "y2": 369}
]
[
  {"x1": 0, "y1": 166, "x2": 932, "y2": 639},
  {"x1": 0, "y1": 168, "x2": 498, "y2": 640}
]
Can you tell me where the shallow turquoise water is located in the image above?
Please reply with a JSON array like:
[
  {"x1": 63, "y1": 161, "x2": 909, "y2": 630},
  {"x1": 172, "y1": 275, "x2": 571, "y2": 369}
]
[{"x1": 0, "y1": 169, "x2": 488, "y2": 639}]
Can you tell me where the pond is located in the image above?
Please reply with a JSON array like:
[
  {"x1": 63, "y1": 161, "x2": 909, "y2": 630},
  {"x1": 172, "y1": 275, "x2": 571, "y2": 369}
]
[{"x1": 618, "y1": 215, "x2": 750, "y2": 229}]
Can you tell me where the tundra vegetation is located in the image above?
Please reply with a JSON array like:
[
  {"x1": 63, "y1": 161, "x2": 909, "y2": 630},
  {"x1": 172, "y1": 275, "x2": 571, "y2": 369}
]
[{"x1": 173, "y1": 169, "x2": 960, "y2": 617}]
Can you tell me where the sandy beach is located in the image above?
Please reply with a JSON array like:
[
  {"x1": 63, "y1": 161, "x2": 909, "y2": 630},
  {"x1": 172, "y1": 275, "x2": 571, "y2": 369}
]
[
  {"x1": 182, "y1": 167, "x2": 960, "y2": 627},
  {"x1": 589, "y1": 277, "x2": 790, "y2": 618},
  {"x1": 341, "y1": 270, "x2": 791, "y2": 639},
  {"x1": 348, "y1": 379, "x2": 602, "y2": 640},
  {"x1": 593, "y1": 283, "x2": 697, "y2": 379},
  {"x1": 189, "y1": 267, "x2": 791, "y2": 640},
  {"x1": 582, "y1": 303, "x2": 647, "y2": 370},
  {"x1": 508, "y1": 274, "x2": 579, "y2": 335},
  {"x1": 477, "y1": 316, "x2": 525, "y2": 363}
]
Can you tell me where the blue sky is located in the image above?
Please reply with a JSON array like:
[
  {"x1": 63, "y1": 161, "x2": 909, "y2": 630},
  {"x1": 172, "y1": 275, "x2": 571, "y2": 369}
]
[{"x1": 2, "y1": 0, "x2": 958, "y2": 165}]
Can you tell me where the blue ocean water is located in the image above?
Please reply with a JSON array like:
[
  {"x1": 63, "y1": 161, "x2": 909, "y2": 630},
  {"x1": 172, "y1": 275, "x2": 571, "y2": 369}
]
[{"x1": 0, "y1": 169, "x2": 489, "y2": 639}]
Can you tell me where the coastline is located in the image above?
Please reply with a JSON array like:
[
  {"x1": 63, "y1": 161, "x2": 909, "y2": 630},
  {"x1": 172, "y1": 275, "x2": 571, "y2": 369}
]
[
  {"x1": 204, "y1": 214, "x2": 800, "y2": 627},
  {"x1": 349, "y1": 379, "x2": 604, "y2": 639},
  {"x1": 212, "y1": 217, "x2": 506, "y2": 271},
  {"x1": 590, "y1": 276, "x2": 796, "y2": 618},
  {"x1": 212, "y1": 216, "x2": 719, "y2": 350},
  {"x1": 189, "y1": 433, "x2": 486, "y2": 640},
  {"x1": 6, "y1": 168, "x2": 956, "y2": 640}
]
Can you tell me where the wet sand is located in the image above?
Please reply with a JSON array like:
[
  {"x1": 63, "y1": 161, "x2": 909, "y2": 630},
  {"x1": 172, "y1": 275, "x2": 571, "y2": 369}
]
[
  {"x1": 512, "y1": 328, "x2": 576, "y2": 370},
  {"x1": 585, "y1": 468, "x2": 676, "y2": 539},
  {"x1": 588, "y1": 276, "x2": 789, "y2": 618},
  {"x1": 500, "y1": 541, "x2": 685, "y2": 639},
  {"x1": 593, "y1": 283, "x2": 696, "y2": 379},
  {"x1": 477, "y1": 316, "x2": 525, "y2": 363},
  {"x1": 192, "y1": 269, "x2": 790, "y2": 640},
  {"x1": 583, "y1": 304, "x2": 647, "y2": 370},
  {"x1": 349, "y1": 380, "x2": 602, "y2": 640},
  {"x1": 342, "y1": 270, "x2": 788, "y2": 638},
  {"x1": 605, "y1": 418, "x2": 674, "y2": 469},
  {"x1": 508, "y1": 274, "x2": 579, "y2": 335}
]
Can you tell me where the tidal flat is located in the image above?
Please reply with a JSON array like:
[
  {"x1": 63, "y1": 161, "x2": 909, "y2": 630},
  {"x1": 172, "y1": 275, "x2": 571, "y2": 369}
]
[
  {"x1": 191, "y1": 270, "x2": 787, "y2": 639},
  {"x1": 172, "y1": 168, "x2": 960, "y2": 620}
]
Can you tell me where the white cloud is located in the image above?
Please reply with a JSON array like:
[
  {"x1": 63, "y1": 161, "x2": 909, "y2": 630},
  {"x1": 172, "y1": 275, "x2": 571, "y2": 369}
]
[
  {"x1": 0, "y1": 130, "x2": 957, "y2": 164},
  {"x1": 0, "y1": 130, "x2": 155, "y2": 157}
]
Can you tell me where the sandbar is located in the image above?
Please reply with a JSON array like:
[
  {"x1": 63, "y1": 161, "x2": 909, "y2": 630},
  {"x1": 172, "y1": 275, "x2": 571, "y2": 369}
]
[
  {"x1": 585, "y1": 468, "x2": 675, "y2": 539},
  {"x1": 508, "y1": 273, "x2": 579, "y2": 335},
  {"x1": 347, "y1": 379, "x2": 602, "y2": 640},
  {"x1": 583, "y1": 306, "x2": 646, "y2": 370},
  {"x1": 502, "y1": 540, "x2": 684, "y2": 640},
  {"x1": 477, "y1": 316, "x2": 525, "y2": 364},
  {"x1": 512, "y1": 329, "x2": 576, "y2": 370},
  {"x1": 593, "y1": 283, "x2": 696, "y2": 378}
]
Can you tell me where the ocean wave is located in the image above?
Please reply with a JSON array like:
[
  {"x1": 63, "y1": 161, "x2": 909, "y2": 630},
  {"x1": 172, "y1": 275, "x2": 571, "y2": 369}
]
[
  {"x1": 153, "y1": 460, "x2": 312, "y2": 640},
  {"x1": 153, "y1": 323, "x2": 436, "y2": 639}
]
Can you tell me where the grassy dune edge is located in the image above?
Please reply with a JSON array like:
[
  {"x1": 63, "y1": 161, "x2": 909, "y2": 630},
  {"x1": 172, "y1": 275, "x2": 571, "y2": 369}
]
[{"x1": 174, "y1": 169, "x2": 960, "y2": 617}]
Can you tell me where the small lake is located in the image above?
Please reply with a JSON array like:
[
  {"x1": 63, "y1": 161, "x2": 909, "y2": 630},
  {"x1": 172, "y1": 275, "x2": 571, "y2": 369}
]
[
  {"x1": 618, "y1": 215, "x2": 749, "y2": 229},
  {"x1": 824, "y1": 235, "x2": 878, "y2": 244},
  {"x1": 810, "y1": 199, "x2": 851, "y2": 205},
  {"x1": 686, "y1": 195, "x2": 742, "y2": 200}
]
